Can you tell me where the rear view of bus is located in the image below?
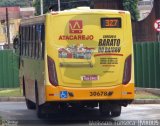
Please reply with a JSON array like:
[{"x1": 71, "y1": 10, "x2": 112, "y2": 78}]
[{"x1": 45, "y1": 8, "x2": 134, "y2": 117}]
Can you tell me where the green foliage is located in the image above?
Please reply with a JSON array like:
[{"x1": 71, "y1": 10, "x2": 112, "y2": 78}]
[
  {"x1": 0, "y1": 0, "x2": 31, "y2": 7},
  {"x1": 123, "y1": 0, "x2": 139, "y2": 21},
  {"x1": 33, "y1": 0, "x2": 40, "y2": 15},
  {"x1": 33, "y1": 0, "x2": 59, "y2": 15},
  {"x1": 33, "y1": 0, "x2": 68, "y2": 15},
  {"x1": 0, "y1": 88, "x2": 22, "y2": 97},
  {"x1": 33, "y1": 0, "x2": 139, "y2": 19},
  {"x1": 33, "y1": 0, "x2": 90, "y2": 15}
]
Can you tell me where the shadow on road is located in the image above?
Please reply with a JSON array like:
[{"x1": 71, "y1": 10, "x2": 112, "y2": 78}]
[{"x1": 19, "y1": 108, "x2": 114, "y2": 125}]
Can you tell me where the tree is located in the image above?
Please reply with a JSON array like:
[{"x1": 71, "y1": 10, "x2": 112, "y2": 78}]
[
  {"x1": 0, "y1": 0, "x2": 31, "y2": 7},
  {"x1": 33, "y1": 0, "x2": 91, "y2": 15},
  {"x1": 33, "y1": 0, "x2": 139, "y2": 20},
  {"x1": 33, "y1": 0, "x2": 61, "y2": 15},
  {"x1": 33, "y1": 0, "x2": 40, "y2": 15},
  {"x1": 122, "y1": 0, "x2": 139, "y2": 21}
]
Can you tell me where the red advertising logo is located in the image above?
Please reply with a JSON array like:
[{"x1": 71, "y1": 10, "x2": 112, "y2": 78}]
[{"x1": 69, "y1": 20, "x2": 83, "y2": 34}]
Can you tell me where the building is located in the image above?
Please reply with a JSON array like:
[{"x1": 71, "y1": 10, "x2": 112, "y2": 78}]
[
  {"x1": 0, "y1": 6, "x2": 35, "y2": 20},
  {"x1": 0, "y1": 6, "x2": 35, "y2": 47},
  {"x1": 20, "y1": 7, "x2": 35, "y2": 18},
  {"x1": 0, "y1": 19, "x2": 20, "y2": 46},
  {"x1": 137, "y1": 0, "x2": 154, "y2": 21},
  {"x1": 0, "y1": 7, "x2": 20, "y2": 21}
]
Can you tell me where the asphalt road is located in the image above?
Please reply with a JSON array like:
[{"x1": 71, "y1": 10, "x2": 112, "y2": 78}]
[{"x1": 0, "y1": 102, "x2": 160, "y2": 126}]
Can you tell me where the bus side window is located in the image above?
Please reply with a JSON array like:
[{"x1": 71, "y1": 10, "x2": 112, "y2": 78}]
[
  {"x1": 32, "y1": 25, "x2": 35, "y2": 59},
  {"x1": 24, "y1": 26, "x2": 26, "y2": 56},
  {"x1": 39, "y1": 24, "x2": 42, "y2": 59},
  {"x1": 41, "y1": 24, "x2": 45, "y2": 59},
  {"x1": 34, "y1": 25, "x2": 37, "y2": 59},
  {"x1": 38, "y1": 24, "x2": 42, "y2": 59},
  {"x1": 24, "y1": 27, "x2": 26, "y2": 56},
  {"x1": 26, "y1": 26, "x2": 30, "y2": 57},
  {"x1": 22, "y1": 27, "x2": 25, "y2": 56},
  {"x1": 35, "y1": 25, "x2": 38, "y2": 59},
  {"x1": 30, "y1": 25, "x2": 33, "y2": 58},
  {"x1": 35, "y1": 25, "x2": 39, "y2": 59},
  {"x1": 19, "y1": 27, "x2": 22, "y2": 56},
  {"x1": 37, "y1": 24, "x2": 44, "y2": 59},
  {"x1": 29, "y1": 26, "x2": 31, "y2": 57},
  {"x1": 21, "y1": 27, "x2": 23, "y2": 56},
  {"x1": 25, "y1": 26, "x2": 28, "y2": 56}
]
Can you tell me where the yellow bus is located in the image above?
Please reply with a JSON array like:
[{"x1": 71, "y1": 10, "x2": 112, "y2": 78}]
[{"x1": 17, "y1": 7, "x2": 134, "y2": 118}]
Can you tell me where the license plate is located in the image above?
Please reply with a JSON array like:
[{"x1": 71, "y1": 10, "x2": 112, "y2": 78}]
[{"x1": 81, "y1": 75, "x2": 99, "y2": 81}]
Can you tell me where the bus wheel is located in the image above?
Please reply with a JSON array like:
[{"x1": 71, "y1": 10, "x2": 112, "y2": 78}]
[
  {"x1": 111, "y1": 104, "x2": 121, "y2": 117},
  {"x1": 26, "y1": 99, "x2": 36, "y2": 110},
  {"x1": 35, "y1": 83, "x2": 44, "y2": 118},
  {"x1": 99, "y1": 102, "x2": 110, "y2": 116}
]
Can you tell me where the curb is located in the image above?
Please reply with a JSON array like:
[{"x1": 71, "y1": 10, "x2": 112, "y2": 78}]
[
  {"x1": 132, "y1": 99, "x2": 160, "y2": 104},
  {"x1": 0, "y1": 97, "x2": 159, "y2": 104},
  {"x1": 0, "y1": 97, "x2": 25, "y2": 102},
  {"x1": 136, "y1": 87, "x2": 160, "y2": 96}
]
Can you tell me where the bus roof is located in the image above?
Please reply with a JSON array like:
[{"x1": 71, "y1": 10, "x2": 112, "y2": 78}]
[
  {"x1": 20, "y1": 15, "x2": 45, "y2": 26},
  {"x1": 20, "y1": 7, "x2": 130, "y2": 26},
  {"x1": 50, "y1": 7, "x2": 129, "y2": 15}
]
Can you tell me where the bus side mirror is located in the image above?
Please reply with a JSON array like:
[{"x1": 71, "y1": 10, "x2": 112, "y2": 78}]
[{"x1": 13, "y1": 36, "x2": 19, "y2": 49}]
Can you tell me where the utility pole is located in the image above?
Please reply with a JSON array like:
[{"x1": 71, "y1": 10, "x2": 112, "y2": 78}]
[
  {"x1": 58, "y1": 0, "x2": 61, "y2": 11},
  {"x1": 6, "y1": 7, "x2": 10, "y2": 49},
  {"x1": 40, "y1": 0, "x2": 43, "y2": 15}
]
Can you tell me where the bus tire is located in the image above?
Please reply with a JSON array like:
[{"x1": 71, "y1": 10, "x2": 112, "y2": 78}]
[
  {"x1": 99, "y1": 101, "x2": 110, "y2": 116},
  {"x1": 111, "y1": 104, "x2": 121, "y2": 117},
  {"x1": 35, "y1": 83, "x2": 44, "y2": 118},
  {"x1": 26, "y1": 99, "x2": 36, "y2": 110}
]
